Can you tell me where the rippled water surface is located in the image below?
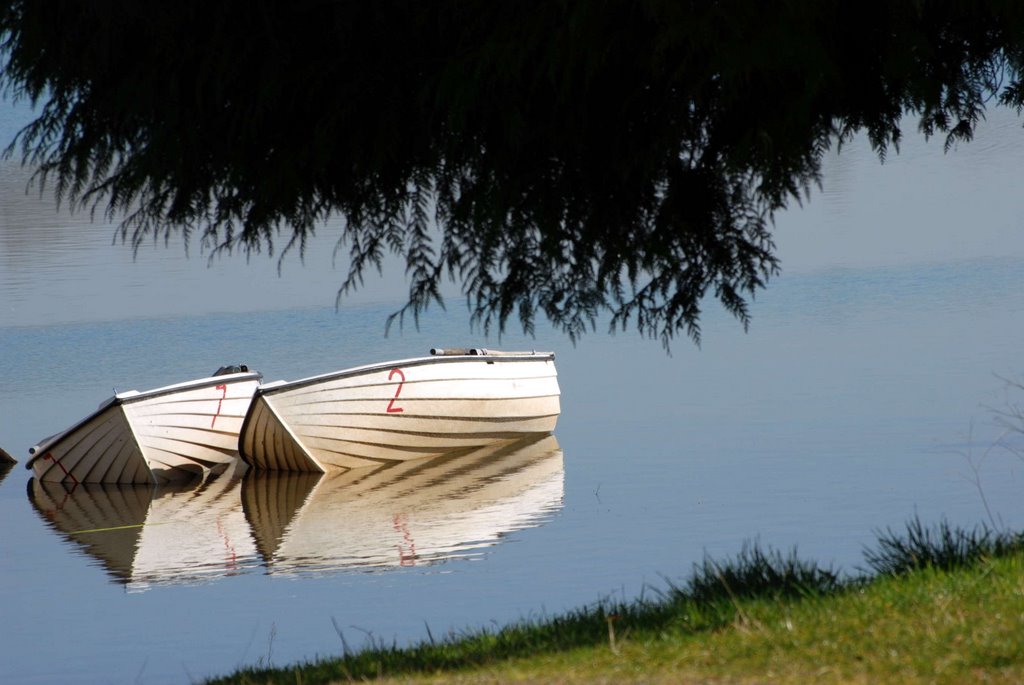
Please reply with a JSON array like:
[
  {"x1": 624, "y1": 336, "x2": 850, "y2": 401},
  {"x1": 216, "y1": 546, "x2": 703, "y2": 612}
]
[{"x1": 3, "y1": 103, "x2": 1024, "y2": 684}]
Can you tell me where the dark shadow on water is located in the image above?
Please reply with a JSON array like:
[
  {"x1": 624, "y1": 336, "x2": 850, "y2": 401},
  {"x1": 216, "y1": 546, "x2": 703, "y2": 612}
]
[{"x1": 0, "y1": 458, "x2": 15, "y2": 485}]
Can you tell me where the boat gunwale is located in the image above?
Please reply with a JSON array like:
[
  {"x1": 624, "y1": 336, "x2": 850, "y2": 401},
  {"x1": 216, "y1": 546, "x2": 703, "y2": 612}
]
[
  {"x1": 26, "y1": 371, "x2": 263, "y2": 469},
  {"x1": 112, "y1": 371, "x2": 263, "y2": 406},
  {"x1": 253, "y1": 354, "x2": 556, "y2": 399}
]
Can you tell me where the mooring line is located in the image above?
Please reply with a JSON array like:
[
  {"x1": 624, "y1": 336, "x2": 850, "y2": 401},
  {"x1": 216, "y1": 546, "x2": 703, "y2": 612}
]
[{"x1": 68, "y1": 522, "x2": 172, "y2": 535}]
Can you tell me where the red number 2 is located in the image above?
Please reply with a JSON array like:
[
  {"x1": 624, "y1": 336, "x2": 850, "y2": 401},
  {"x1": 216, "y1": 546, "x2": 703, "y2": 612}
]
[
  {"x1": 211, "y1": 384, "x2": 228, "y2": 427},
  {"x1": 386, "y1": 368, "x2": 406, "y2": 413}
]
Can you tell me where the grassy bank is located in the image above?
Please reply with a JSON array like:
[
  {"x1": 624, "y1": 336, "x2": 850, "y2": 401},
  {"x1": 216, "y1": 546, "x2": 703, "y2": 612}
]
[{"x1": 205, "y1": 520, "x2": 1024, "y2": 685}]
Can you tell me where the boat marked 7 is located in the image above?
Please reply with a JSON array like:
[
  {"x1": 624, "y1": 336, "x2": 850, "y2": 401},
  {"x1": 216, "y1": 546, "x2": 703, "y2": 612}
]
[
  {"x1": 210, "y1": 384, "x2": 228, "y2": 427},
  {"x1": 386, "y1": 368, "x2": 406, "y2": 413}
]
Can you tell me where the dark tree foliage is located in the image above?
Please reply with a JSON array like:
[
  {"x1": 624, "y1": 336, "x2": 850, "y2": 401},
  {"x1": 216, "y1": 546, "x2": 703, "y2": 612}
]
[{"x1": 2, "y1": 1, "x2": 1024, "y2": 347}]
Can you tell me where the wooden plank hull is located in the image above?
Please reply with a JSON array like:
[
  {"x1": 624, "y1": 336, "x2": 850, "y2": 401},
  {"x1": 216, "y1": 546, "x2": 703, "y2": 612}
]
[
  {"x1": 26, "y1": 371, "x2": 262, "y2": 484},
  {"x1": 239, "y1": 353, "x2": 560, "y2": 472}
]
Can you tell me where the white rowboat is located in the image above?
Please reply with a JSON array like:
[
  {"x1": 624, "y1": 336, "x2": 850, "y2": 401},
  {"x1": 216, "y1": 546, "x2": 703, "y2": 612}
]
[
  {"x1": 26, "y1": 366, "x2": 262, "y2": 484},
  {"x1": 239, "y1": 349, "x2": 560, "y2": 472}
]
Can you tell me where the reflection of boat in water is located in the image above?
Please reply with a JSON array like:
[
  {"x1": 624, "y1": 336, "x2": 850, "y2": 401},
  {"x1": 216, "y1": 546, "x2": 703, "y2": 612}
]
[
  {"x1": 26, "y1": 366, "x2": 262, "y2": 484},
  {"x1": 244, "y1": 433, "x2": 564, "y2": 573},
  {"x1": 27, "y1": 463, "x2": 256, "y2": 592},
  {"x1": 27, "y1": 434, "x2": 564, "y2": 586},
  {"x1": 239, "y1": 349, "x2": 560, "y2": 472}
]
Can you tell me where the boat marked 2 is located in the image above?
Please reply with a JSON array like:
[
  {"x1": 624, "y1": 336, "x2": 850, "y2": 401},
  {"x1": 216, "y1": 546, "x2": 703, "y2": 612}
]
[
  {"x1": 394, "y1": 512, "x2": 416, "y2": 565},
  {"x1": 386, "y1": 368, "x2": 406, "y2": 414}
]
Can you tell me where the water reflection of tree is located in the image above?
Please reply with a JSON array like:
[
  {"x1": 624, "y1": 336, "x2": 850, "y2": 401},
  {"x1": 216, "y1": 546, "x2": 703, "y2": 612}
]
[
  {"x1": 957, "y1": 376, "x2": 1024, "y2": 530},
  {"x1": 991, "y1": 377, "x2": 1024, "y2": 464}
]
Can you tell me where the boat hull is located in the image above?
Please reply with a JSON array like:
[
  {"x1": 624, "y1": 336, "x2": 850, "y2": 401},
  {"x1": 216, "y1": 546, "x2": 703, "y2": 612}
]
[
  {"x1": 27, "y1": 372, "x2": 262, "y2": 484},
  {"x1": 239, "y1": 353, "x2": 560, "y2": 472}
]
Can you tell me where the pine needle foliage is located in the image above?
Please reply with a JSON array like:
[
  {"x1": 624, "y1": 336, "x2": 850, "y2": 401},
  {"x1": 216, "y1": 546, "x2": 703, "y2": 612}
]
[{"x1": 4, "y1": 2, "x2": 1024, "y2": 347}]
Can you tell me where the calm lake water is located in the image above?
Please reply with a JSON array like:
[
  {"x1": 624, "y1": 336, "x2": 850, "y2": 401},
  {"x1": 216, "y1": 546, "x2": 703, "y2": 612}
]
[{"x1": 3, "y1": 101, "x2": 1024, "y2": 684}]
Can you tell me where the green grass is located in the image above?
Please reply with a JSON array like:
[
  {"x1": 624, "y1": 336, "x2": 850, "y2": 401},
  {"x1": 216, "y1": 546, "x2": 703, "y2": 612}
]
[{"x1": 204, "y1": 518, "x2": 1024, "y2": 685}]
